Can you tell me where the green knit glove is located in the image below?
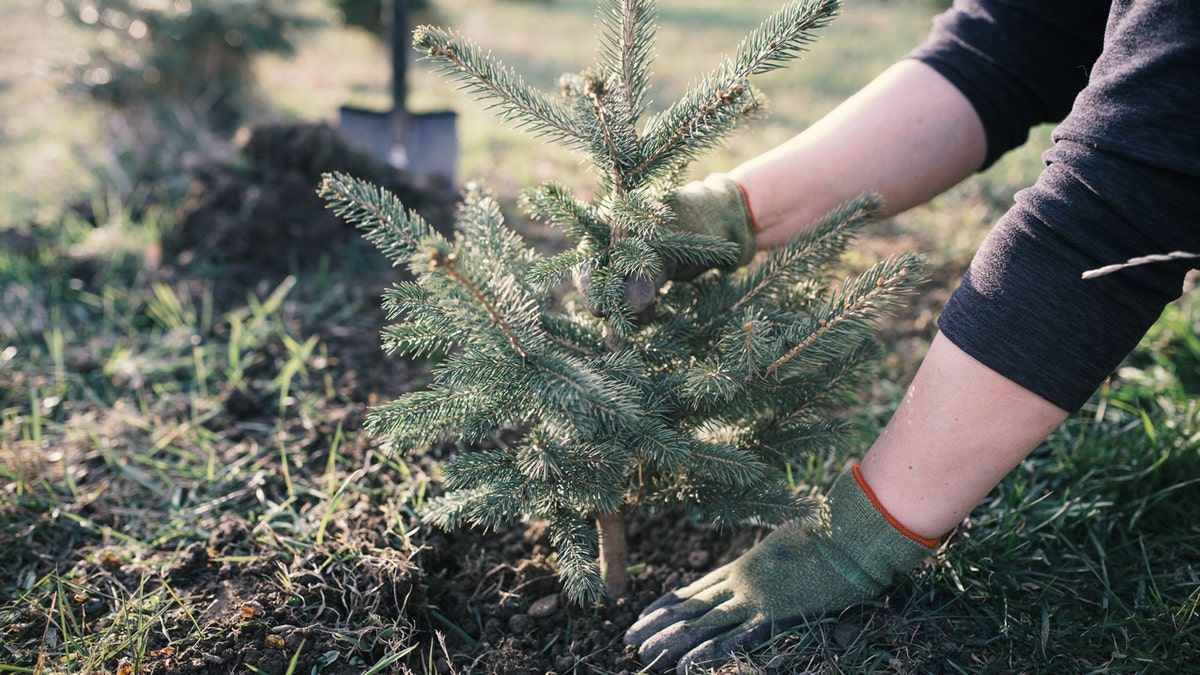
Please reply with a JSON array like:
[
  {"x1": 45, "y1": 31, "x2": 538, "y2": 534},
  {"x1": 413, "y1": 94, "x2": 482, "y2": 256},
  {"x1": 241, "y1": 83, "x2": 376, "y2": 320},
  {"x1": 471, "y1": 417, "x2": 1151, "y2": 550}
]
[
  {"x1": 624, "y1": 467, "x2": 935, "y2": 671},
  {"x1": 580, "y1": 174, "x2": 757, "y2": 316},
  {"x1": 664, "y1": 173, "x2": 758, "y2": 279}
]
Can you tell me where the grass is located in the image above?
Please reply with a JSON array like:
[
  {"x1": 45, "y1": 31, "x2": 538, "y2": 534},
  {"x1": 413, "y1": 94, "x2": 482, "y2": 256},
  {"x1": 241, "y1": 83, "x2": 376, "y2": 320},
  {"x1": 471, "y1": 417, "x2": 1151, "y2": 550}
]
[
  {"x1": 0, "y1": 197, "x2": 427, "y2": 671},
  {"x1": 3, "y1": 0, "x2": 1199, "y2": 673}
]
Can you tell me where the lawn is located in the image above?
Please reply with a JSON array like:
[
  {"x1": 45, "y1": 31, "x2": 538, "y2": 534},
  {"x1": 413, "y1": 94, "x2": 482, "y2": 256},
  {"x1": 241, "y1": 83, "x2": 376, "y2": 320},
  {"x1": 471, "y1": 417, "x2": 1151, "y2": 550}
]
[{"x1": 2, "y1": 1, "x2": 1198, "y2": 673}]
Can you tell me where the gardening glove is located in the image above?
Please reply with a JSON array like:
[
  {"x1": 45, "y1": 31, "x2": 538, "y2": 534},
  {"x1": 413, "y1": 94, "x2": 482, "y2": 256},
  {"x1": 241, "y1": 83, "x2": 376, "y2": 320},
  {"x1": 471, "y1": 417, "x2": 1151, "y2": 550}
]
[
  {"x1": 663, "y1": 173, "x2": 758, "y2": 279},
  {"x1": 580, "y1": 173, "x2": 758, "y2": 316},
  {"x1": 624, "y1": 465, "x2": 937, "y2": 672}
]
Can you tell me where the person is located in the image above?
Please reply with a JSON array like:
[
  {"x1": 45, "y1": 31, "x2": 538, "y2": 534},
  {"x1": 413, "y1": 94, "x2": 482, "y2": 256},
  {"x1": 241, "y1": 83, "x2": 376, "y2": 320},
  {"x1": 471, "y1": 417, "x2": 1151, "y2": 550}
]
[{"x1": 621, "y1": 0, "x2": 1200, "y2": 670}]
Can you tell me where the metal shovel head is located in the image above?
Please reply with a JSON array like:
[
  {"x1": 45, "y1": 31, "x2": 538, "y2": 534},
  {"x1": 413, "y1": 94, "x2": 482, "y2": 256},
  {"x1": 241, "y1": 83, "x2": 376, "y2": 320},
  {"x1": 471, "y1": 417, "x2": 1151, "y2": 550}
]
[{"x1": 337, "y1": 105, "x2": 458, "y2": 185}]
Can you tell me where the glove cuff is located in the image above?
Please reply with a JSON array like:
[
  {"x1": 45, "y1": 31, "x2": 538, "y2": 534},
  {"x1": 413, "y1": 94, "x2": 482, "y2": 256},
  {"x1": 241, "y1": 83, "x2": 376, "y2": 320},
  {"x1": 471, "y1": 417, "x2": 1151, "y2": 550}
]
[
  {"x1": 705, "y1": 173, "x2": 757, "y2": 268},
  {"x1": 849, "y1": 464, "x2": 941, "y2": 549},
  {"x1": 674, "y1": 173, "x2": 758, "y2": 269},
  {"x1": 820, "y1": 466, "x2": 937, "y2": 594}
]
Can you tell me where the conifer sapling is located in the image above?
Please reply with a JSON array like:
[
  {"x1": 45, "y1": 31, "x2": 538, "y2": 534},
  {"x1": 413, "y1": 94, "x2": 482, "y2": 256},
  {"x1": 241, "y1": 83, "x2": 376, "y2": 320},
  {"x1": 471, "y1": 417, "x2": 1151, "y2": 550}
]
[{"x1": 319, "y1": 0, "x2": 925, "y2": 604}]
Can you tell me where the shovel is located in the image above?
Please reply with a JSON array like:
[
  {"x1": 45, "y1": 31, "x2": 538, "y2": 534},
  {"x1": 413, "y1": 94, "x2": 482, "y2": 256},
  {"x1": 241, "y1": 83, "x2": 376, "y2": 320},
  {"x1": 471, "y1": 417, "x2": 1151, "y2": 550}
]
[{"x1": 338, "y1": 0, "x2": 457, "y2": 185}]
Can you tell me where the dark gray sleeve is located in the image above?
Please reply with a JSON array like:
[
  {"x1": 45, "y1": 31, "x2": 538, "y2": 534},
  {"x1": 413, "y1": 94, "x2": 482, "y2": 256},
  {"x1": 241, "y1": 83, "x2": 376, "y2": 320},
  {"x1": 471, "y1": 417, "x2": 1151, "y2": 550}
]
[
  {"x1": 908, "y1": 0, "x2": 1111, "y2": 169},
  {"x1": 937, "y1": 0, "x2": 1200, "y2": 412},
  {"x1": 938, "y1": 147, "x2": 1199, "y2": 412}
]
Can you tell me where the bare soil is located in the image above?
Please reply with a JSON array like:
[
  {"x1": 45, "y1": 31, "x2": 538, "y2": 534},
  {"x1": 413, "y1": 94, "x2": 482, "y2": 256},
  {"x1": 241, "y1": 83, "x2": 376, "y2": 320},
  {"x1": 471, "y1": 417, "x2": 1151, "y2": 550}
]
[{"x1": 136, "y1": 477, "x2": 765, "y2": 674}]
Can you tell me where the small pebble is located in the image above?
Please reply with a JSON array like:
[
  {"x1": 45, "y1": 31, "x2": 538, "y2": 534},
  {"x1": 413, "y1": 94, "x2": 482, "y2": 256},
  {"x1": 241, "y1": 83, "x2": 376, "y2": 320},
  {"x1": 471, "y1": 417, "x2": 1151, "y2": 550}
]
[
  {"x1": 508, "y1": 613, "x2": 533, "y2": 633},
  {"x1": 832, "y1": 622, "x2": 862, "y2": 649},
  {"x1": 555, "y1": 655, "x2": 575, "y2": 671},
  {"x1": 528, "y1": 594, "x2": 559, "y2": 618}
]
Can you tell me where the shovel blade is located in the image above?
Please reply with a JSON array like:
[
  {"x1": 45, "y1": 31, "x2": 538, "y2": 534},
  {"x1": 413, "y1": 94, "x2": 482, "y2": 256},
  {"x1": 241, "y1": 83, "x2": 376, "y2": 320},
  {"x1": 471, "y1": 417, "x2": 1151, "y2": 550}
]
[{"x1": 337, "y1": 106, "x2": 458, "y2": 185}]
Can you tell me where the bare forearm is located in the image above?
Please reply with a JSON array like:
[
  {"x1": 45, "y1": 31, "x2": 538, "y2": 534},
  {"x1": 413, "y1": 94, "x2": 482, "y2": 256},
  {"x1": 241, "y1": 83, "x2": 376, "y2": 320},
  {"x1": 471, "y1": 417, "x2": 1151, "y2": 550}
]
[
  {"x1": 729, "y1": 59, "x2": 987, "y2": 250},
  {"x1": 859, "y1": 333, "x2": 1069, "y2": 540}
]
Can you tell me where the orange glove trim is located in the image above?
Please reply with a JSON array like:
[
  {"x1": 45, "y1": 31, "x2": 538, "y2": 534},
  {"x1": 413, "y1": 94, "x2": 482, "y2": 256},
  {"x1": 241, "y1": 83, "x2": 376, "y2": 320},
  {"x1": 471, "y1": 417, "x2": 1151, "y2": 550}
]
[
  {"x1": 731, "y1": 179, "x2": 760, "y2": 234},
  {"x1": 851, "y1": 464, "x2": 940, "y2": 549}
]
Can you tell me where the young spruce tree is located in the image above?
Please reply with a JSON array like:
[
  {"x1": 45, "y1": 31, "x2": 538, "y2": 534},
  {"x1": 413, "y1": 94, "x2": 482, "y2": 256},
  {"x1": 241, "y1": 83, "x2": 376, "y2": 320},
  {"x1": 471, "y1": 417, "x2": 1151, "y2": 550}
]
[{"x1": 320, "y1": 0, "x2": 924, "y2": 604}]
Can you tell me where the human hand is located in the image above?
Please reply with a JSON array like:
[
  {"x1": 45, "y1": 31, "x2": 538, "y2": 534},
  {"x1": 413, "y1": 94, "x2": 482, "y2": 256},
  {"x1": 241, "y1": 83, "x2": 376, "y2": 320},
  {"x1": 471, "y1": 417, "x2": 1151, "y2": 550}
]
[
  {"x1": 624, "y1": 467, "x2": 935, "y2": 671},
  {"x1": 578, "y1": 173, "x2": 757, "y2": 316}
]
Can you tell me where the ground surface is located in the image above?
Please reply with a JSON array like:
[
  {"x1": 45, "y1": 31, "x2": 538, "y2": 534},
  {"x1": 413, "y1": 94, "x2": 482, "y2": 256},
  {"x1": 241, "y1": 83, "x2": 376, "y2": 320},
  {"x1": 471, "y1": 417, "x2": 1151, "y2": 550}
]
[
  {"x1": 1, "y1": 119, "x2": 947, "y2": 675},
  {"x1": 133, "y1": 479, "x2": 768, "y2": 674}
]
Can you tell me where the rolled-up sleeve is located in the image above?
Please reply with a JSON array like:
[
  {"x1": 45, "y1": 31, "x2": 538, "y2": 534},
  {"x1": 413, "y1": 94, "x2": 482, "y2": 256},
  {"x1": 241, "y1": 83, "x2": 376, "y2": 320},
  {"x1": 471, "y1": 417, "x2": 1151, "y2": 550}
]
[
  {"x1": 932, "y1": 0, "x2": 1200, "y2": 412},
  {"x1": 908, "y1": 0, "x2": 1111, "y2": 169}
]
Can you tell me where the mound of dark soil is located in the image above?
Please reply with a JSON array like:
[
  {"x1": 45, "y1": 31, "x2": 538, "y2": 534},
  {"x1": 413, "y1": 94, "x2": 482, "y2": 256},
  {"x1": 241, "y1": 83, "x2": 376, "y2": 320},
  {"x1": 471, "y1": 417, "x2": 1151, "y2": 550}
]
[{"x1": 168, "y1": 121, "x2": 457, "y2": 274}]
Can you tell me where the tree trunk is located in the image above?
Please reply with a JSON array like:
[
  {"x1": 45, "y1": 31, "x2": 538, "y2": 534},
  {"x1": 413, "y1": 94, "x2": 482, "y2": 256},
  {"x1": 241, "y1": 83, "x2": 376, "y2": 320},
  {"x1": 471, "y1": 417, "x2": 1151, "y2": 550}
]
[{"x1": 596, "y1": 511, "x2": 629, "y2": 598}]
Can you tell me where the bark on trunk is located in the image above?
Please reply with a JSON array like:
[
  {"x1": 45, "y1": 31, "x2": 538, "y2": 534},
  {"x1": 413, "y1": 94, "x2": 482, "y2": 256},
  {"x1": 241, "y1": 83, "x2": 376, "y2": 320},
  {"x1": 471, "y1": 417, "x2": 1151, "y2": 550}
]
[{"x1": 596, "y1": 511, "x2": 629, "y2": 598}]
